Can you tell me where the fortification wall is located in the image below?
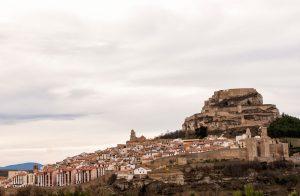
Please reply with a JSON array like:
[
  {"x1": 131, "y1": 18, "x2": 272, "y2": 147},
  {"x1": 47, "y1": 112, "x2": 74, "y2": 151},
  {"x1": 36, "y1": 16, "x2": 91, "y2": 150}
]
[
  {"x1": 147, "y1": 148, "x2": 247, "y2": 168},
  {"x1": 182, "y1": 148, "x2": 247, "y2": 160},
  {"x1": 281, "y1": 138, "x2": 300, "y2": 148}
]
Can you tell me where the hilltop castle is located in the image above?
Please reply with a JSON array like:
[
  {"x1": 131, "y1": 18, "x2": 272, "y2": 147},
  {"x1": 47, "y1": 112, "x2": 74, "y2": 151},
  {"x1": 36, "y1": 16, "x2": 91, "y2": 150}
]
[{"x1": 182, "y1": 88, "x2": 280, "y2": 137}]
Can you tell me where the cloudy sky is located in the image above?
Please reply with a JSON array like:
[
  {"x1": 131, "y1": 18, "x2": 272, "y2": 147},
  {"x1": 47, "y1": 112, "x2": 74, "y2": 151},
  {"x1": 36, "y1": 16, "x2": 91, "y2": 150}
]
[{"x1": 0, "y1": 0, "x2": 299, "y2": 166}]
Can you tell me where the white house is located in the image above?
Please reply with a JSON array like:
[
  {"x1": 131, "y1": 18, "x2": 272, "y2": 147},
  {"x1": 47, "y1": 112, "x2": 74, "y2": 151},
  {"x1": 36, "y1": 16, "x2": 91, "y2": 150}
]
[
  {"x1": 133, "y1": 167, "x2": 152, "y2": 178},
  {"x1": 236, "y1": 128, "x2": 252, "y2": 147}
]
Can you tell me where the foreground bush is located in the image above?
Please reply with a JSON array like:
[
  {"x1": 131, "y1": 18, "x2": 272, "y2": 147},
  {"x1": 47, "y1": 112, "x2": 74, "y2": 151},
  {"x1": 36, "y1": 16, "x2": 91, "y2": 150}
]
[{"x1": 233, "y1": 184, "x2": 263, "y2": 196}]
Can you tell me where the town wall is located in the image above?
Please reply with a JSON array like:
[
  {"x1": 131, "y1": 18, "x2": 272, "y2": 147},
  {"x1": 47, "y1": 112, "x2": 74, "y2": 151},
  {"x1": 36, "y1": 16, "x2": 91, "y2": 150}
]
[
  {"x1": 280, "y1": 138, "x2": 300, "y2": 148},
  {"x1": 147, "y1": 148, "x2": 247, "y2": 168}
]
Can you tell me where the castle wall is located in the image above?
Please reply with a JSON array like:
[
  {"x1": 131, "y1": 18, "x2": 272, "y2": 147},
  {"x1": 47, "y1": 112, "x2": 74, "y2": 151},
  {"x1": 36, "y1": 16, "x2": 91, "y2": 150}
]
[
  {"x1": 282, "y1": 143, "x2": 289, "y2": 158},
  {"x1": 259, "y1": 139, "x2": 271, "y2": 158},
  {"x1": 147, "y1": 149, "x2": 247, "y2": 168},
  {"x1": 246, "y1": 139, "x2": 257, "y2": 161},
  {"x1": 244, "y1": 128, "x2": 289, "y2": 162}
]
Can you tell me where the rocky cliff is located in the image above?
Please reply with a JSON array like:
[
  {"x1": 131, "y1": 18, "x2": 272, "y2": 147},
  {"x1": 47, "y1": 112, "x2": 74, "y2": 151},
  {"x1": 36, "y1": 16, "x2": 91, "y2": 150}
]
[{"x1": 182, "y1": 88, "x2": 280, "y2": 137}]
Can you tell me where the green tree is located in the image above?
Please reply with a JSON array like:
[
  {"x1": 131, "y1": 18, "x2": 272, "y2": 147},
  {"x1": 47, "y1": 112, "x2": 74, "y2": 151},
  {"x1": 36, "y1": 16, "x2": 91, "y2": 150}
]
[
  {"x1": 268, "y1": 114, "x2": 300, "y2": 138},
  {"x1": 156, "y1": 130, "x2": 186, "y2": 139}
]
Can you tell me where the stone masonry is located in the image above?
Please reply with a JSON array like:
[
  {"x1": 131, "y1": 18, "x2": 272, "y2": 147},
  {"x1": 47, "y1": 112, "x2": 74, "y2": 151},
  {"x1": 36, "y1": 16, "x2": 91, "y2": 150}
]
[
  {"x1": 182, "y1": 88, "x2": 280, "y2": 137},
  {"x1": 245, "y1": 127, "x2": 289, "y2": 161}
]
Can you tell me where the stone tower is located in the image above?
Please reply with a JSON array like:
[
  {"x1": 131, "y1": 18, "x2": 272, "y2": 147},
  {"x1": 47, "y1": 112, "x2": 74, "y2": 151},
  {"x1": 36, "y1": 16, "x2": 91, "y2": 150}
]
[
  {"x1": 260, "y1": 127, "x2": 269, "y2": 138},
  {"x1": 259, "y1": 127, "x2": 271, "y2": 158},
  {"x1": 246, "y1": 138, "x2": 258, "y2": 161},
  {"x1": 130, "y1": 129, "x2": 137, "y2": 141}
]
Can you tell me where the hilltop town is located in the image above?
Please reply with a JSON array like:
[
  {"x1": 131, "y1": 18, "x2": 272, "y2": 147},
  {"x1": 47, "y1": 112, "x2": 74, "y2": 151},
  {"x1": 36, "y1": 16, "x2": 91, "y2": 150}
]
[{"x1": 0, "y1": 89, "x2": 299, "y2": 195}]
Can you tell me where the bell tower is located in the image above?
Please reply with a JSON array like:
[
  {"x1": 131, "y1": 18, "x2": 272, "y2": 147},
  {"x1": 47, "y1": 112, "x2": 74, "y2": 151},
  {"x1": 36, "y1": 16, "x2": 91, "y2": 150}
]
[{"x1": 130, "y1": 129, "x2": 137, "y2": 141}]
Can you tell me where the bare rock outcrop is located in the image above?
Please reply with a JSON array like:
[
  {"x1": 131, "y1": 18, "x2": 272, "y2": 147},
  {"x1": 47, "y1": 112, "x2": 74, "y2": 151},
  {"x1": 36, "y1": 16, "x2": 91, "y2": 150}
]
[{"x1": 182, "y1": 88, "x2": 280, "y2": 137}]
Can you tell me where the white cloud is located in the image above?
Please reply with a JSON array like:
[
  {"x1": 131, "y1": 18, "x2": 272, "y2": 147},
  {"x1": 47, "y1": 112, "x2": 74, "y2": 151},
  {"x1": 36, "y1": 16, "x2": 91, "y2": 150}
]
[{"x1": 0, "y1": 0, "x2": 299, "y2": 165}]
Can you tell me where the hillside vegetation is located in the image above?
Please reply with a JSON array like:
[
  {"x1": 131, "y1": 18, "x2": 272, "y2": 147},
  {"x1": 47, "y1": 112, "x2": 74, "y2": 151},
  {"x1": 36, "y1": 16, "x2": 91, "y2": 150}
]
[
  {"x1": 156, "y1": 130, "x2": 186, "y2": 139},
  {"x1": 268, "y1": 114, "x2": 300, "y2": 138},
  {"x1": 156, "y1": 127, "x2": 208, "y2": 140}
]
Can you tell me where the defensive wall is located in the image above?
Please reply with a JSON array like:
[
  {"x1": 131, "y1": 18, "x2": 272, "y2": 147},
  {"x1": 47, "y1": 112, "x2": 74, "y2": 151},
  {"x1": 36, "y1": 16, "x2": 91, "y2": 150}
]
[{"x1": 146, "y1": 148, "x2": 247, "y2": 168}]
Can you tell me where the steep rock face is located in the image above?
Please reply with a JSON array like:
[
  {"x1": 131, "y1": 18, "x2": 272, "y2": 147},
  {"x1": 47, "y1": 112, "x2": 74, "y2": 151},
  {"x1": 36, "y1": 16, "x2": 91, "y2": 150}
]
[{"x1": 182, "y1": 88, "x2": 280, "y2": 137}]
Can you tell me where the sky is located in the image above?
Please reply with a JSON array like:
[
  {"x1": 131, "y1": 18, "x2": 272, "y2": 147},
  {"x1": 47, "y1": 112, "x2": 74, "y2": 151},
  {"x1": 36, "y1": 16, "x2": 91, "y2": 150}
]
[{"x1": 0, "y1": 0, "x2": 299, "y2": 166}]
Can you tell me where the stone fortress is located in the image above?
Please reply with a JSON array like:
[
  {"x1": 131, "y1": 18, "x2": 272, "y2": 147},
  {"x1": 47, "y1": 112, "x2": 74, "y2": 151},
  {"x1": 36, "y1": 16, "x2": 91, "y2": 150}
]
[
  {"x1": 148, "y1": 127, "x2": 290, "y2": 168},
  {"x1": 182, "y1": 88, "x2": 280, "y2": 137},
  {"x1": 242, "y1": 127, "x2": 289, "y2": 161},
  {"x1": 180, "y1": 88, "x2": 289, "y2": 162}
]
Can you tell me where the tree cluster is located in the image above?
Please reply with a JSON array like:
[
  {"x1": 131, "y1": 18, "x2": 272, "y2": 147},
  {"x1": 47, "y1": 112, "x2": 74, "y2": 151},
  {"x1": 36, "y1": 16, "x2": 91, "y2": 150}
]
[
  {"x1": 156, "y1": 130, "x2": 186, "y2": 139},
  {"x1": 268, "y1": 114, "x2": 300, "y2": 138},
  {"x1": 156, "y1": 126, "x2": 208, "y2": 140}
]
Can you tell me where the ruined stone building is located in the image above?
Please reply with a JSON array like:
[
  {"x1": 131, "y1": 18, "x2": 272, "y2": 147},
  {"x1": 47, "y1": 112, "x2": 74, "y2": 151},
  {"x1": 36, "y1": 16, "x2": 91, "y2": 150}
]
[
  {"x1": 182, "y1": 88, "x2": 280, "y2": 137},
  {"x1": 245, "y1": 127, "x2": 289, "y2": 161}
]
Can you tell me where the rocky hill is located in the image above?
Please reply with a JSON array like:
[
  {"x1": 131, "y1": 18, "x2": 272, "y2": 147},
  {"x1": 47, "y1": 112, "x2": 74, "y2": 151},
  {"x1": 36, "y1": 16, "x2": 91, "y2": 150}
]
[{"x1": 182, "y1": 88, "x2": 280, "y2": 137}]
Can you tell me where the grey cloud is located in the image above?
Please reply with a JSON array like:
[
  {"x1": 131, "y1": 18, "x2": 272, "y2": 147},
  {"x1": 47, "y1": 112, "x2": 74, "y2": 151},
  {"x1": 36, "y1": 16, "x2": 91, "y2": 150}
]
[
  {"x1": 67, "y1": 89, "x2": 98, "y2": 99},
  {"x1": 0, "y1": 113, "x2": 88, "y2": 124}
]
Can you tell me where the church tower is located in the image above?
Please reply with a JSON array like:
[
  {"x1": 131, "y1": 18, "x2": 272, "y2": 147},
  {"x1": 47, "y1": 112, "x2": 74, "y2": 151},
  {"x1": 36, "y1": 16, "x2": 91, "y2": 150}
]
[{"x1": 130, "y1": 129, "x2": 137, "y2": 141}]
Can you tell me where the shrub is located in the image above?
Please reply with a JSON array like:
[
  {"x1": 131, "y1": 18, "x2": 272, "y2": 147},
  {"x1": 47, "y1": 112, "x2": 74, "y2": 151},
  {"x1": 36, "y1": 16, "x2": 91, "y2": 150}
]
[
  {"x1": 288, "y1": 191, "x2": 298, "y2": 196},
  {"x1": 233, "y1": 190, "x2": 242, "y2": 196},
  {"x1": 232, "y1": 184, "x2": 264, "y2": 196},
  {"x1": 244, "y1": 184, "x2": 263, "y2": 196}
]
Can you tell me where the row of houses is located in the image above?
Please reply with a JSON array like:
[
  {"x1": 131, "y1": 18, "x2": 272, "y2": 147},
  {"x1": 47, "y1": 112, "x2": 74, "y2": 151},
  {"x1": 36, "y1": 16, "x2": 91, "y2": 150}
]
[
  {"x1": 0, "y1": 164, "x2": 152, "y2": 188},
  {"x1": 0, "y1": 171, "x2": 35, "y2": 188},
  {"x1": 0, "y1": 130, "x2": 239, "y2": 188}
]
